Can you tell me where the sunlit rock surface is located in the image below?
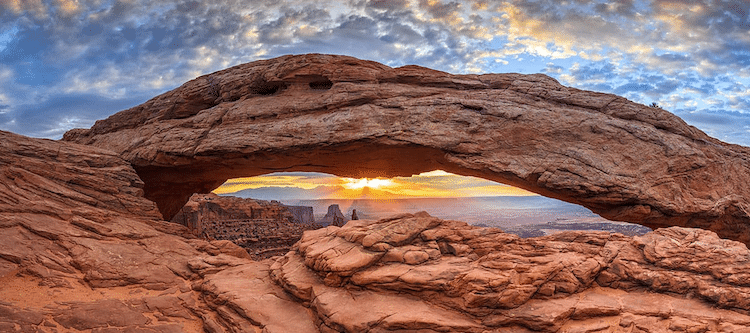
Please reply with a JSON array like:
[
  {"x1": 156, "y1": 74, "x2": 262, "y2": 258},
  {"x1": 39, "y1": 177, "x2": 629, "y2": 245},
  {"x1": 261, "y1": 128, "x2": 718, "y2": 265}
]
[
  {"x1": 269, "y1": 212, "x2": 750, "y2": 332},
  {"x1": 3, "y1": 129, "x2": 750, "y2": 332},
  {"x1": 63, "y1": 53, "x2": 750, "y2": 244}
]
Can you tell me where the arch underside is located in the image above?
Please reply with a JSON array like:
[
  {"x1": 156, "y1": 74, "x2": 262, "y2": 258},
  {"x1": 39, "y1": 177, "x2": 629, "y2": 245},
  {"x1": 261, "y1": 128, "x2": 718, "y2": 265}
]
[
  {"x1": 134, "y1": 137, "x2": 747, "y2": 245},
  {"x1": 62, "y1": 54, "x2": 750, "y2": 245}
]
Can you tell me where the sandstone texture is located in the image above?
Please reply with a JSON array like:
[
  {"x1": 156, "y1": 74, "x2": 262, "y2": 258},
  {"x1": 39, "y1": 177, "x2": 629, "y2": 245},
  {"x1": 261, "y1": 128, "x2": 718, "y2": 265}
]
[
  {"x1": 0, "y1": 130, "x2": 307, "y2": 332},
  {"x1": 4, "y1": 129, "x2": 750, "y2": 332},
  {"x1": 63, "y1": 54, "x2": 750, "y2": 244},
  {"x1": 172, "y1": 193, "x2": 323, "y2": 259},
  {"x1": 270, "y1": 212, "x2": 750, "y2": 332}
]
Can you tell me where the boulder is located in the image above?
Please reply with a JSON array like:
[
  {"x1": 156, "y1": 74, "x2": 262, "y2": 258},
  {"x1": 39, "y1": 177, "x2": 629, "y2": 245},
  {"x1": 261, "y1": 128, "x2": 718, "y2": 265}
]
[{"x1": 62, "y1": 54, "x2": 750, "y2": 244}]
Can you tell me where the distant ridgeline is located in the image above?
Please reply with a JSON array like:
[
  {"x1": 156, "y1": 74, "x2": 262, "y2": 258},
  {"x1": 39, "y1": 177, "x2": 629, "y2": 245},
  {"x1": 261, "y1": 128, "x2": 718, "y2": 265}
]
[{"x1": 171, "y1": 193, "x2": 348, "y2": 259}]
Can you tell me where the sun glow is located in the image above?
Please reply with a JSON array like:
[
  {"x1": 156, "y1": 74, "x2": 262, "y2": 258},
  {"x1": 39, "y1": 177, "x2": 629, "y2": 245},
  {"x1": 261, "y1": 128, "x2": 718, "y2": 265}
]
[
  {"x1": 213, "y1": 170, "x2": 538, "y2": 199},
  {"x1": 342, "y1": 178, "x2": 394, "y2": 190}
]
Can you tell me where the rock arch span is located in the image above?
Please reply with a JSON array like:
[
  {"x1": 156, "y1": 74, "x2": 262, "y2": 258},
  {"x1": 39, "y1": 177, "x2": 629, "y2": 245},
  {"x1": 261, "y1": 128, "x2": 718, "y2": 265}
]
[{"x1": 63, "y1": 54, "x2": 750, "y2": 244}]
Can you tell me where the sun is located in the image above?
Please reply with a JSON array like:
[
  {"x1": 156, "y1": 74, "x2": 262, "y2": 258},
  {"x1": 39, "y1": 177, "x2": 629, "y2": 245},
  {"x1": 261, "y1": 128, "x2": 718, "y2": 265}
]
[{"x1": 342, "y1": 178, "x2": 393, "y2": 190}]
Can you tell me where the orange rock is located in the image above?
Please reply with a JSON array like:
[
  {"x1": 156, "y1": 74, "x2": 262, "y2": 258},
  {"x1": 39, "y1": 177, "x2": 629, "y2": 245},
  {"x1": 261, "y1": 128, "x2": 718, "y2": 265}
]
[
  {"x1": 271, "y1": 213, "x2": 750, "y2": 332},
  {"x1": 3, "y1": 128, "x2": 750, "y2": 331}
]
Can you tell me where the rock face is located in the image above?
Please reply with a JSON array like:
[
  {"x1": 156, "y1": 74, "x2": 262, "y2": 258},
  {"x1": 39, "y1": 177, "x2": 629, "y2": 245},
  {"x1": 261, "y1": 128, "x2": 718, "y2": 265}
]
[
  {"x1": 62, "y1": 54, "x2": 750, "y2": 244},
  {"x1": 5, "y1": 128, "x2": 750, "y2": 332},
  {"x1": 285, "y1": 204, "x2": 316, "y2": 224},
  {"x1": 270, "y1": 212, "x2": 750, "y2": 332},
  {"x1": 319, "y1": 204, "x2": 347, "y2": 227},
  {"x1": 172, "y1": 193, "x2": 323, "y2": 259},
  {"x1": 0, "y1": 130, "x2": 207, "y2": 331},
  {"x1": 172, "y1": 193, "x2": 297, "y2": 230}
]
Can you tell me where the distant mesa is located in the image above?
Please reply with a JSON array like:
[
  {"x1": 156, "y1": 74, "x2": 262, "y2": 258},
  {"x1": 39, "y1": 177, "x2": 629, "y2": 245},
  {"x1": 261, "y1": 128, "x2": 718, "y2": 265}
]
[
  {"x1": 284, "y1": 205, "x2": 315, "y2": 225},
  {"x1": 171, "y1": 193, "x2": 323, "y2": 259},
  {"x1": 62, "y1": 53, "x2": 750, "y2": 245},
  {"x1": 318, "y1": 204, "x2": 347, "y2": 227}
]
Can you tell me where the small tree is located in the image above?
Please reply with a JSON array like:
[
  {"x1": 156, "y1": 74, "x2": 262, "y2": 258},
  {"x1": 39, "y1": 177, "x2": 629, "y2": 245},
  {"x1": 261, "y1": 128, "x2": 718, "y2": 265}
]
[{"x1": 650, "y1": 102, "x2": 662, "y2": 109}]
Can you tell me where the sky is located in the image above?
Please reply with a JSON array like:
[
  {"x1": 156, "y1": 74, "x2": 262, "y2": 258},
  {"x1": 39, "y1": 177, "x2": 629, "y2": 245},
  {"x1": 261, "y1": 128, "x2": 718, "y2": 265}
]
[
  {"x1": 1, "y1": 0, "x2": 749, "y2": 198},
  {"x1": 0, "y1": 0, "x2": 748, "y2": 145},
  {"x1": 213, "y1": 170, "x2": 536, "y2": 199}
]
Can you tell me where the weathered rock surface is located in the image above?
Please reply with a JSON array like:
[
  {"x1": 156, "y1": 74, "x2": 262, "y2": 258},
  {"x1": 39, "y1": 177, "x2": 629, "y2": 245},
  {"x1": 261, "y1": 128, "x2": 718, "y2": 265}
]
[
  {"x1": 4, "y1": 128, "x2": 750, "y2": 332},
  {"x1": 172, "y1": 193, "x2": 323, "y2": 259},
  {"x1": 0, "y1": 130, "x2": 311, "y2": 332},
  {"x1": 270, "y1": 212, "x2": 750, "y2": 332},
  {"x1": 62, "y1": 53, "x2": 750, "y2": 244},
  {"x1": 286, "y1": 204, "x2": 316, "y2": 224},
  {"x1": 172, "y1": 193, "x2": 296, "y2": 230}
]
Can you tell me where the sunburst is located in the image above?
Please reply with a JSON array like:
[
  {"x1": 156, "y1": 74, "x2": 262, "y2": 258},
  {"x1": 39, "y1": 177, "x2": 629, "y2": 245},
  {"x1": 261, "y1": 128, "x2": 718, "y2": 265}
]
[{"x1": 341, "y1": 178, "x2": 394, "y2": 190}]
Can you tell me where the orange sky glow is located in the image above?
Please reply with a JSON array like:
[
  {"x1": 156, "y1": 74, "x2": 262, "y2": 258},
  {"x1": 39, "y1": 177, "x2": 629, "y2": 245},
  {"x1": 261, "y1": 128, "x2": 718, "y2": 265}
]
[{"x1": 213, "y1": 170, "x2": 537, "y2": 199}]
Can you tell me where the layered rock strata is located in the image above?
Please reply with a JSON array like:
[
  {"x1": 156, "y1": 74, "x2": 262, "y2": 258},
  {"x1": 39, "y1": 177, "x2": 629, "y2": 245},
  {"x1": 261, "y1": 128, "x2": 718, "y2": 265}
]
[
  {"x1": 172, "y1": 193, "x2": 323, "y2": 259},
  {"x1": 62, "y1": 54, "x2": 750, "y2": 244},
  {"x1": 0, "y1": 130, "x2": 210, "y2": 331},
  {"x1": 286, "y1": 205, "x2": 316, "y2": 224},
  {"x1": 268, "y1": 212, "x2": 750, "y2": 332}
]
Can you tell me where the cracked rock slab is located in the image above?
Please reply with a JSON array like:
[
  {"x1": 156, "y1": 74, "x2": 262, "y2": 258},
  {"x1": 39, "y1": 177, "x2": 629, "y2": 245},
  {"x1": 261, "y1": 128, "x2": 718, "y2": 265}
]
[{"x1": 270, "y1": 212, "x2": 750, "y2": 332}]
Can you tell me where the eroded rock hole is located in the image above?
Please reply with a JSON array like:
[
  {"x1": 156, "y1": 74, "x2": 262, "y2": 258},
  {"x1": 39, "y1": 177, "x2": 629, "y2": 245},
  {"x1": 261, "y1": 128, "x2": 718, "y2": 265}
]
[
  {"x1": 170, "y1": 170, "x2": 650, "y2": 259},
  {"x1": 252, "y1": 81, "x2": 288, "y2": 95},
  {"x1": 308, "y1": 78, "x2": 333, "y2": 90}
]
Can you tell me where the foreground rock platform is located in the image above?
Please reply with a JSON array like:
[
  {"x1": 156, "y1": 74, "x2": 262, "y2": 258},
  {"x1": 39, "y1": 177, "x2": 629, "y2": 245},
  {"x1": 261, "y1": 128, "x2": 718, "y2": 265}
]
[
  {"x1": 269, "y1": 212, "x2": 750, "y2": 332},
  {"x1": 63, "y1": 53, "x2": 750, "y2": 244}
]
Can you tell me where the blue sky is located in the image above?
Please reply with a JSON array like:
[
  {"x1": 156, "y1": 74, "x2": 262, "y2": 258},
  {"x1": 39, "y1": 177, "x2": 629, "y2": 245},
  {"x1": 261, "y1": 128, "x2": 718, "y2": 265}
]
[{"x1": 1, "y1": 0, "x2": 749, "y2": 146}]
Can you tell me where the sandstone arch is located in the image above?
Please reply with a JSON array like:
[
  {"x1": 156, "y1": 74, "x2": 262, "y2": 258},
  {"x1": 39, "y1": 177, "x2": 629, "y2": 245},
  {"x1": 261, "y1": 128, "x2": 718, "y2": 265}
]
[{"x1": 64, "y1": 54, "x2": 750, "y2": 244}]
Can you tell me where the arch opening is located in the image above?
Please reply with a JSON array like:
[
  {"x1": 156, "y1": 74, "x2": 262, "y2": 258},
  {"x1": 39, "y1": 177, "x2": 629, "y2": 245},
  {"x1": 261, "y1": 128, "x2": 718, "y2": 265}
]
[
  {"x1": 130, "y1": 138, "x2": 748, "y2": 246},
  {"x1": 62, "y1": 54, "x2": 750, "y2": 246},
  {"x1": 208, "y1": 170, "x2": 652, "y2": 238}
]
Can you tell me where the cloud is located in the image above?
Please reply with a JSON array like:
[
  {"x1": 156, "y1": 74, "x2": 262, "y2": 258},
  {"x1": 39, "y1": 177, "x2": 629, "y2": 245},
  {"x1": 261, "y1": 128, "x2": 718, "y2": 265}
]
[
  {"x1": 0, "y1": 0, "x2": 747, "y2": 147},
  {"x1": 678, "y1": 109, "x2": 750, "y2": 146},
  {"x1": 1, "y1": 93, "x2": 148, "y2": 139}
]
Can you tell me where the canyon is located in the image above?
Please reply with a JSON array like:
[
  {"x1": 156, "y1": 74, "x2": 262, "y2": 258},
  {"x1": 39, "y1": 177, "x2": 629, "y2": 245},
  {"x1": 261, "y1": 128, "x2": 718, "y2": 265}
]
[
  {"x1": 1, "y1": 54, "x2": 749, "y2": 332},
  {"x1": 171, "y1": 193, "x2": 324, "y2": 259}
]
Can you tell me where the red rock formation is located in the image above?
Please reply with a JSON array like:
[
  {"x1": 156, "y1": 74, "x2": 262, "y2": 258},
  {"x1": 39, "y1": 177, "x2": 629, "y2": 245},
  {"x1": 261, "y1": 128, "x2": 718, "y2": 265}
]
[
  {"x1": 318, "y1": 203, "x2": 347, "y2": 227},
  {"x1": 63, "y1": 54, "x2": 750, "y2": 244},
  {"x1": 5, "y1": 129, "x2": 750, "y2": 332},
  {"x1": 268, "y1": 212, "x2": 750, "y2": 332},
  {"x1": 0, "y1": 130, "x2": 202, "y2": 331},
  {"x1": 172, "y1": 193, "x2": 322, "y2": 259},
  {"x1": 172, "y1": 193, "x2": 297, "y2": 231}
]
